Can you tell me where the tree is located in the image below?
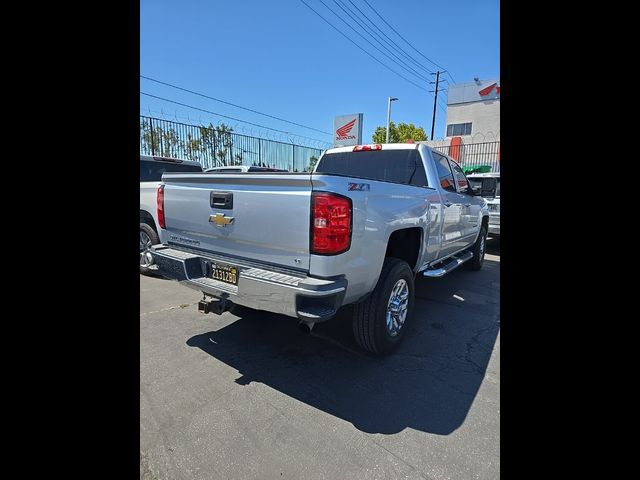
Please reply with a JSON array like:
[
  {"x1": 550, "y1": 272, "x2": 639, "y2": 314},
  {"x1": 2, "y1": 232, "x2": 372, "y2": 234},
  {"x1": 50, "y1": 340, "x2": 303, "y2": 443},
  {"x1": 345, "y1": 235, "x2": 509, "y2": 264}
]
[
  {"x1": 371, "y1": 121, "x2": 427, "y2": 143},
  {"x1": 140, "y1": 120, "x2": 185, "y2": 158},
  {"x1": 160, "y1": 128, "x2": 182, "y2": 158},
  {"x1": 140, "y1": 120, "x2": 163, "y2": 155},
  {"x1": 184, "y1": 133, "x2": 201, "y2": 162},
  {"x1": 306, "y1": 155, "x2": 319, "y2": 172},
  {"x1": 199, "y1": 122, "x2": 235, "y2": 167}
]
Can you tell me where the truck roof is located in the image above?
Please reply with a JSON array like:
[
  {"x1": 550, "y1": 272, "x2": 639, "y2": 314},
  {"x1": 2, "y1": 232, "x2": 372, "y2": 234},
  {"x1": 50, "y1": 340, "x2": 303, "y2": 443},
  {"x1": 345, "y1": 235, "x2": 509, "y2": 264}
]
[
  {"x1": 324, "y1": 143, "x2": 420, "y2": 154},
  {"x1": 140, "y1": 154, "x2": 202, "y2": 167}
]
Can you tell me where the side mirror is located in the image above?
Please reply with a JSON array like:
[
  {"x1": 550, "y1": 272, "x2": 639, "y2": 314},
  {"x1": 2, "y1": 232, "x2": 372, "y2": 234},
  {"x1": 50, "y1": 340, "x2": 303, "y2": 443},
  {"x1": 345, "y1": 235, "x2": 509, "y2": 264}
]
[{"x1": 481, "y1": 178, "x2": 498, "y2": 197}]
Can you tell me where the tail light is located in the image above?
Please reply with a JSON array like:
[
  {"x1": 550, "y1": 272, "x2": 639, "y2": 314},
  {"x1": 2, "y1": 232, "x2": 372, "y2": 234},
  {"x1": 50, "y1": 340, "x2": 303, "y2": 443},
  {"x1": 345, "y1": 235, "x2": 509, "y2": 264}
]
[
  {"x1": 157, "y1": 185, "x2": 166, "y2": 229},
  {"x1": 311, "y1": 192, "x2": 352, "y2": 255},
  {"x1": 353, "y1": 144, "x2": 382, "y2": 152}
]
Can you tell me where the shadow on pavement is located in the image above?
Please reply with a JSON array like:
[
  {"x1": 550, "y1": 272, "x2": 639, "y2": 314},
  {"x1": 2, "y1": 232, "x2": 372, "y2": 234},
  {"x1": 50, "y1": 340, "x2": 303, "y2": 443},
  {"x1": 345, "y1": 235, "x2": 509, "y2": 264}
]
[
  {"x1": 486, "y1": 236, "x2": 500, "y2": 255},
  {"x1": 186, "y1": 256, "x2": 500, "y2": 436}
]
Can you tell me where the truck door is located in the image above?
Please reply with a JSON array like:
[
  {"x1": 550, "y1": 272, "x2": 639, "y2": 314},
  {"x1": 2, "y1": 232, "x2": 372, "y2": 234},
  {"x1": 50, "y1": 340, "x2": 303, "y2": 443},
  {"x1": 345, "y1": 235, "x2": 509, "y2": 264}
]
[
  {"x1": 449, "y1": 159, "x2": 482, "y2": 244},
  {"x1": 432, "y1": 152, "x2": 466, "y2": 257}
]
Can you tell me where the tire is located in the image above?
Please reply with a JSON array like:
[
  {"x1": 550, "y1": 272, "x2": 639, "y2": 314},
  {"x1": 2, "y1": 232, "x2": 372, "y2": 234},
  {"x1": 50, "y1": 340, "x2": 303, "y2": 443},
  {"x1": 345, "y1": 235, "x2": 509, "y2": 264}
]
[
  {"x1": 466, "y1": 224, "x2": 487, "y2": 271},
  {"x1": 352, "y1": 257, "x2": 415, "y2": 355},
  {"x1": 140, "y1": 222, "x2": 160, "y2": 276}
]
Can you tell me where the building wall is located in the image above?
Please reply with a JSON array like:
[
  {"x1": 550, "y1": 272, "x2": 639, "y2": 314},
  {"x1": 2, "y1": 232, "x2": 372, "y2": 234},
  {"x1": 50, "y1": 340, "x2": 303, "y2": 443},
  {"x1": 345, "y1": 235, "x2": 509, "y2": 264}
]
[
  {"x1": 444, "y1": 78, "x2": 500, "y2": 142},
  {"x1": 445, "y1": 100, "x2": 500, "y2": 142}
]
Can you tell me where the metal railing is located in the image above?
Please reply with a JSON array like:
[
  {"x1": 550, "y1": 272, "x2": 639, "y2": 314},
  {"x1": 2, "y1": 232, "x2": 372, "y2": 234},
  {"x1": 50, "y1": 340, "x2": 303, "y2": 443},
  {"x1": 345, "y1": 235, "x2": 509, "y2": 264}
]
[
  {"x1": 140, "y1": 116, "x2": 324, "y2": 172},
  {"x1": 432, "y1": 141, "x2": 500, "y2": 172}
]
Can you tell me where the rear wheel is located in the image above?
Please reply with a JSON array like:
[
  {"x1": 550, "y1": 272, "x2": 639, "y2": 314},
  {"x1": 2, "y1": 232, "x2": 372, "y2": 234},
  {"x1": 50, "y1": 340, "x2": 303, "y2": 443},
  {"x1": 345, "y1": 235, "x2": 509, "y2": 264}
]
[
  {"x1": 140, "y1": 223, "x2": 160, "y2": 275},
  {"x1": 352, "y1": 257, "x2": 415, "y2": 355}
]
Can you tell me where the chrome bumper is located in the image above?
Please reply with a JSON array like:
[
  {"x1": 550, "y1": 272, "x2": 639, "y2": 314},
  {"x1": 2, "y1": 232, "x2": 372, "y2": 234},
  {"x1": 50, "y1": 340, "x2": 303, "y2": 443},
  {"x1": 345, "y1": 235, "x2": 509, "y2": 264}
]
[{"x1": 151, "y1": 245, "x2": 347, "y2": 322}]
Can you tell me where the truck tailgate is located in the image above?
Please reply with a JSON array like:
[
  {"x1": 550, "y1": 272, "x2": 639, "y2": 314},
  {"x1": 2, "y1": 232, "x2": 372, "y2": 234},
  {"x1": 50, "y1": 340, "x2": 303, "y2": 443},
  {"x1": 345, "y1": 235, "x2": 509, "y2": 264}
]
[{"x1": 160, "y1": 173, "x2": 312, "y2": 270}]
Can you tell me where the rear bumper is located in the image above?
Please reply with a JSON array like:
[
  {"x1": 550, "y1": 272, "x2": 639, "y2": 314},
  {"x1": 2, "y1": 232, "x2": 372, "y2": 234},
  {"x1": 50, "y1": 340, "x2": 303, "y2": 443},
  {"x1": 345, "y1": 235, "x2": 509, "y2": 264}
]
[{"x1": 151, "y1": 245, "x2": 346, "y2": 322}]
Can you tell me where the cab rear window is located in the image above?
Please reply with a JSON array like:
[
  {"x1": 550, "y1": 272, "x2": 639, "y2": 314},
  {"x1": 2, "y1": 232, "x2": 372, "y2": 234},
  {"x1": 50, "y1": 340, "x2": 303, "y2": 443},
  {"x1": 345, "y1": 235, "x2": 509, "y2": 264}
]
[
  {"x1": 140, "y1": 160, "x2": 203, "y2": 182},
  {"x1": 315, "y1": 150, "x2": 428, "y2": 187}
]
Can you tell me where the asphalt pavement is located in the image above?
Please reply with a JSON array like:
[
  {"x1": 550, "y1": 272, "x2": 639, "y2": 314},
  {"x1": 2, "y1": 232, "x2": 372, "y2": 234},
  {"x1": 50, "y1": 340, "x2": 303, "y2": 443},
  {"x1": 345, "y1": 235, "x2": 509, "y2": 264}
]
[{"x1": 140, "y1": 239, "x2": 500, "y2": 480}]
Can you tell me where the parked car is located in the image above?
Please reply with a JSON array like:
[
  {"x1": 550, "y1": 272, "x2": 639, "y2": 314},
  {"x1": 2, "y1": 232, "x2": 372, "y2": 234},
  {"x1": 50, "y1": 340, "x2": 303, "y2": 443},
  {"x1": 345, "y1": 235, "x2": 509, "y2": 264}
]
[
  {"x1": 150, "y1": 143, "x2": 489, "y2": 354},
  {"x1": 204, "y1": 166, "x2": 288, "y2": 173},
  {"x1": 467, "y1": 172, "x2": 500, "y2": 237},
  {"x1": 140, "y1": 155, "x2": 203, "y2": 275}
]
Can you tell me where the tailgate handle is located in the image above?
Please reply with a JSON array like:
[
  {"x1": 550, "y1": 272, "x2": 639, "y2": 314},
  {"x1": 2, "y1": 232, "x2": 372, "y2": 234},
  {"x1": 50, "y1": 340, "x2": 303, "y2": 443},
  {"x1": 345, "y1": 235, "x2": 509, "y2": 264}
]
[{"x1": 210, "y1": 191, "x2": 233, "y2": 210}]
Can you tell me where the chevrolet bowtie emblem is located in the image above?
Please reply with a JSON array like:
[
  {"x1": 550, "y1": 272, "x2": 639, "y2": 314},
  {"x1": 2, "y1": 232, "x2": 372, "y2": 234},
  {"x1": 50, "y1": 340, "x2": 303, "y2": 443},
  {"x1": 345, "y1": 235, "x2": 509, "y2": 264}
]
[{"x1": 209, "y1": 213, "x2": 235, "y2": 227}]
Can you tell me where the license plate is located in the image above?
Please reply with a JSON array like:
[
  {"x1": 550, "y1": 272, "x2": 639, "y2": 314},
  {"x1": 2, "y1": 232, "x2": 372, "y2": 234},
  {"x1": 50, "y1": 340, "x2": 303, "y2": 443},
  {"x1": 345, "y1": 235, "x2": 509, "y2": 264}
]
[{"x1": 210, "y1": 262, "x2": 239, "y2": 286}]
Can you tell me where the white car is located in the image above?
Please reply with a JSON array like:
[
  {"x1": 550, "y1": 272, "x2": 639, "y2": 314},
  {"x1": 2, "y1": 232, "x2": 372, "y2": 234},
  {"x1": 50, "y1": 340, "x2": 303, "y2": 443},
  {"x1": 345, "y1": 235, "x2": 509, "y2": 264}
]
[
  {"x1": 467, "y1": 172, "x2": 500, "y2": 237},
  {"x1": 140, "y1": 155, "x2": 203, "y2": 274}
]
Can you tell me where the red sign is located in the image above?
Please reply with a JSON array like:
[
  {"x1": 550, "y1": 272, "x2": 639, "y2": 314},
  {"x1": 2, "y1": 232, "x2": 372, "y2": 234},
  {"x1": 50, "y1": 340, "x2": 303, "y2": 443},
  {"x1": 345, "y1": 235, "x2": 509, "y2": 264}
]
[
  {"x1": 479, "y1": 83, "x2": 500, "y2": 97},
  {"x1": 336, "y1": 118, "x2": 357, "y2": 140}
]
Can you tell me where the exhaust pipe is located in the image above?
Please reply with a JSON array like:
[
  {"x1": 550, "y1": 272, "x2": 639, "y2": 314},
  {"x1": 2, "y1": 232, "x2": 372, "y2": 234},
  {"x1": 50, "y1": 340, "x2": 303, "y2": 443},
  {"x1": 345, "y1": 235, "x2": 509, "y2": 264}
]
[{"x1": 198, "y1": 298, "x2": 231, "y2": 315}]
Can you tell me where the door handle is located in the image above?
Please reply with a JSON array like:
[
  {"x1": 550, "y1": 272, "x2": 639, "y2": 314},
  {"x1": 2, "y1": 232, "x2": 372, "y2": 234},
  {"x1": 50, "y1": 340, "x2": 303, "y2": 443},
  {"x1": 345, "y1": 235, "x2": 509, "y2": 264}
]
[
  {"x1": 210, "y1": 191, "x2": 233, "y2": 209},
  {"x1": 444, "y1": 200, "x2": 453, "y2": 207},
  {"x1": 464, "y1": 203, "x2": 471, "y2": 207}
]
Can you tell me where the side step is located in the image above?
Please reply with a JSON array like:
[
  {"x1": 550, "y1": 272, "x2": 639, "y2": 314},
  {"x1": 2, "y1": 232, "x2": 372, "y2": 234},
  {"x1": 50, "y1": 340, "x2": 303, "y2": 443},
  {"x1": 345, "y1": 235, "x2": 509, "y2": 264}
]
[{"x1": 423, "y1": 251, "x2": 473, "y2": 278}]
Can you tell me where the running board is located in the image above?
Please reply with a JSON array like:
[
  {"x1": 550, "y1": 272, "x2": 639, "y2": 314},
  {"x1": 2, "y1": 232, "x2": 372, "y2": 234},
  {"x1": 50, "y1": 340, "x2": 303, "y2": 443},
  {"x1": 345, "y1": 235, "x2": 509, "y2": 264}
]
[{"x1": 423, "y1": 251, "x2": 473, "y2": 278}]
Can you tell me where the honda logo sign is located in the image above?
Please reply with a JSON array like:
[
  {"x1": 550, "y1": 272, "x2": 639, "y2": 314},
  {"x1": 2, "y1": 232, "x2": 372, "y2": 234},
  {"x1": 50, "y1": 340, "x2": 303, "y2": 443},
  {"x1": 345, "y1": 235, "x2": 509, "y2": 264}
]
[{"x1": 334, "y1": 113, "x2": 363, "y2": 146}]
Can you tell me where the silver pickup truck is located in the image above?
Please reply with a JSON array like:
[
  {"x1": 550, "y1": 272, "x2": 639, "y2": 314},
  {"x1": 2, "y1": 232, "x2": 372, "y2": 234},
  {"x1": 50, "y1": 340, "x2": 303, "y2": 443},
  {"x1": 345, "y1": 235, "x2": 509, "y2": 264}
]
[
  {"x1": 151, "y1": 143, "x2": 490, "y2": 354},
  {"x1": 140, "y1": 155, "x2": 203, "y2": 275}
]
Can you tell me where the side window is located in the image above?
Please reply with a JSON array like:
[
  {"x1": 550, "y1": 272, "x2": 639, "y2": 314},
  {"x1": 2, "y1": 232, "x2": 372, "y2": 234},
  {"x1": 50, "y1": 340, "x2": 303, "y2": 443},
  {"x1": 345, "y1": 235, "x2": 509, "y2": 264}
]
[
  {"x1": 432, "y1": 152, "x2": 456, "y2": 192},
  {"x1": 408, "y1": 153, "x2": 428, "y2": 187},
  {"x1": 449, "y1": 160, "x2": 470, "y2": 194}
]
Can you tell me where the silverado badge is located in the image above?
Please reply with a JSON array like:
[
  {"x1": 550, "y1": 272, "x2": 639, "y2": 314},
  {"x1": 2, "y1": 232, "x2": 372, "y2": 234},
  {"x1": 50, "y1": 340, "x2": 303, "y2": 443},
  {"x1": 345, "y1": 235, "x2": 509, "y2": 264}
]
[{"x1": 209, "y1": 213, "x2": 235, "y2": 227}]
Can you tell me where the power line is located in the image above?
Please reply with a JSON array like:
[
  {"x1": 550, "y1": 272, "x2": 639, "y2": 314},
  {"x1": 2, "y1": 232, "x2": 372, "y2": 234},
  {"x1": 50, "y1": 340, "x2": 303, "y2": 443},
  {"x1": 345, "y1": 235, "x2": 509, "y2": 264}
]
[
  {"x1": 140, "y1": 75, "x2": 332, "y2": 136},
  {"x1": 140, "y1": 92, "x2": 332, "y2": 146},
  {"x1": 341, "y1": 0, "x2": 435, "y2": 76},
  {"x1": 298, "y1": 0, "x2": 430, "y2": 93},
  {"x1": 360, "y1": 0, "x2": 456, "y2": 83},
  {"x1": 315, "y1": 0, "x2": 429, "y2": 84},
  {"x1": 326, "y1": 0, "x2": 430, "y2": 82}
]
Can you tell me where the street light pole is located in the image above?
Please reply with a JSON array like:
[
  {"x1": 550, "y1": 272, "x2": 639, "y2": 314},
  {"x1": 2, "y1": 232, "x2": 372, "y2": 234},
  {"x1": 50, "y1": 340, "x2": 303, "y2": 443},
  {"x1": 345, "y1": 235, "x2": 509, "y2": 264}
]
[{"x1": 386, "y1": 96, "x2": 398, "y2": 143}]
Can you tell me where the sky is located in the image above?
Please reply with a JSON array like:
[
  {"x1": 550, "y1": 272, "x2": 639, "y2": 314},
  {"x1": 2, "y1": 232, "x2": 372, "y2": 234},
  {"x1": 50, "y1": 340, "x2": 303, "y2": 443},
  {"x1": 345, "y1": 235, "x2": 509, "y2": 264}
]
[{"x1": 140, "y1": 0, "x2": 500, "y2": 149}]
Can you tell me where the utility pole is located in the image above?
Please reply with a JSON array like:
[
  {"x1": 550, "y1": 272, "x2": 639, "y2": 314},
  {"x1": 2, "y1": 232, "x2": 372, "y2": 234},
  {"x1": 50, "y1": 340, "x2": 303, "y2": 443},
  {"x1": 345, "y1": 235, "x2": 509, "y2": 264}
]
[
  {"x1": 429, "y1": 71, "x2": 441, "y2": 141},
  {"x1": 386, "y1": 96, "x2": 398, "y2": 143}
]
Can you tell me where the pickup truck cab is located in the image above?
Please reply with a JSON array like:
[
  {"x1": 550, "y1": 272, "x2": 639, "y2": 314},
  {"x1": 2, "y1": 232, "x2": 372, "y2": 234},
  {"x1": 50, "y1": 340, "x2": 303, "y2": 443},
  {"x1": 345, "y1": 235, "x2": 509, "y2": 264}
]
[{"x1": 151, "y1": 143, "x2": 489, "y2": 354}]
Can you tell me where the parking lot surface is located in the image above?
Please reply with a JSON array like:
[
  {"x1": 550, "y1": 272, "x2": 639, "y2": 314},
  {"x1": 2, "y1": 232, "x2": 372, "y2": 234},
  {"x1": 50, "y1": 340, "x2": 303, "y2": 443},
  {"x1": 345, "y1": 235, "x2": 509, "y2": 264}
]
[{"x1": 140, "y1": 240, "x2": 500, "y2": 480}]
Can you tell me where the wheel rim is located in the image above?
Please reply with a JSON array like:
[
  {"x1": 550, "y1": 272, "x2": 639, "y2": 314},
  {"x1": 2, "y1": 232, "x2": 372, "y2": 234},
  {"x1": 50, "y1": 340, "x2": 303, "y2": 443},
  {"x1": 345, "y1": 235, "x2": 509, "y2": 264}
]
[
  {"x1": 140, "y1": 230, "x2": 154, "y2": 267},
  {"x1": 386, "y1": 279, "x2": 409, "y2": 337},
  {"x1": 479, "y1": 233, "x2": 486, "y2": 259}
]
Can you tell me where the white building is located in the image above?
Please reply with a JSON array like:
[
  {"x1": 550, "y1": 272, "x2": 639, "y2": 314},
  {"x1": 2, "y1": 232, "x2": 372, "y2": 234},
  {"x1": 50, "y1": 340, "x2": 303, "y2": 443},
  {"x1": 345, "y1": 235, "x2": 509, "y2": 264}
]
[
  {"x1": 419, "y1": 78, "x2": 500, "y2": 171},
  {"x1": 444, "y1": 78, "x2": 500, "y2": 142}
]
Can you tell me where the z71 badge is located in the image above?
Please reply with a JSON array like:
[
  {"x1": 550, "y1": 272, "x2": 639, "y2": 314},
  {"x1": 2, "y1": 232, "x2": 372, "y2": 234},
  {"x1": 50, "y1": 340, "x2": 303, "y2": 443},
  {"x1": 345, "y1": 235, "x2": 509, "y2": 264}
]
[{"x1": 348, "y1": 182, "x2": 370, "y2": 191}]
